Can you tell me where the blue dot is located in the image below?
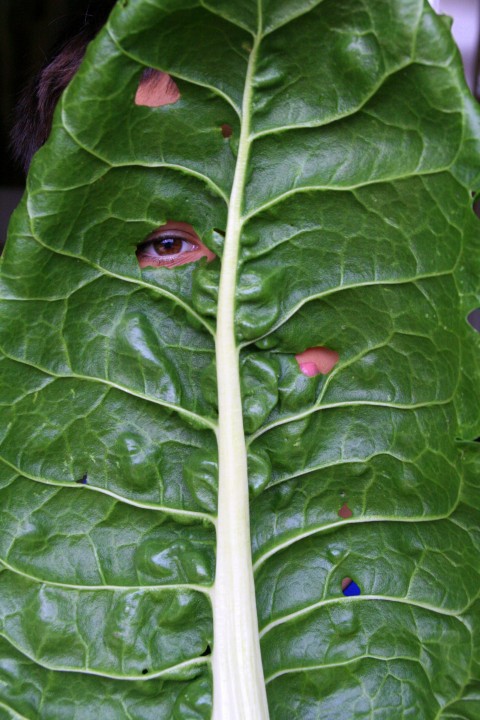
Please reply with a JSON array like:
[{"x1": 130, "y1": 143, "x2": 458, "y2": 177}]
[{"x1": 343, "y1": 581, "x2": 361, "y2": 597}]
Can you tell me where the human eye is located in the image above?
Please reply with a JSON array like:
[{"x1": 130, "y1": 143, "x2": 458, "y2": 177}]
[
  {"x1": 136, "y1": 221, "x2": 216, "y2": 268},
  {"x1": 137, "y1": 232, "x2": 196, "y2": 264}
]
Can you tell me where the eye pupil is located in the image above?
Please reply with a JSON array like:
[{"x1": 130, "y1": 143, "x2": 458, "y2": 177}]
[{"x1": 153, "y1": 236, "x2": 183, "y2": 255}]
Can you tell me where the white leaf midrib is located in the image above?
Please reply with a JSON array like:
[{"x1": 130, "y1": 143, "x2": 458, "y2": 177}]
[{"x1": 212, "y1": 1, "x2": 270, "y2": 717}]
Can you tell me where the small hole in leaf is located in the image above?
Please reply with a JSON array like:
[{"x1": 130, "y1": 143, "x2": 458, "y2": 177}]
[
  {"x1": 136, "y1": 221, "x2": 216, "y2": 269},
  {"x1": 76, "y1": 473, "x2": 88, "y2": 485},
  {"x1": 221, "y1": 124, "x2": 233, "y2": 138},
  {"x1": 338, "y1": 503, "x2": 353, "y2": 519},
  {"x1": 342, "y1": 578, "x2": 361, "y2": 597},
  {"x1": 142, "y1": 668, "x2": 149, "y2": 675},
  {"x1": 201, "y1": 644, "x2": 211, "y2": 657},
  {"x1": 295, "y1": 347, "x2": 339, "y2": 377},
  {"x1": 467, "y1": 308, "x2": 480, "y2": 332},
  {"x1": 472, "y1": 194, "x2": 480, "y2": 218},
  {"x1": 135, "y1": 69, "x2": 180, "y2": 108}
]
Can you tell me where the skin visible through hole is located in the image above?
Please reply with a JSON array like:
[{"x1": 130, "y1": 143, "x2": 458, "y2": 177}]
[
  {"x1": 338, "y1": 503, "x2": 353, "y2": 519},
  {"x1": 295, "y1": 346, "x2": 339, "y2": 376},
  {"x1": 136, "y1": 221, "x2": 216, "y2": 269},
  {"x1": 221, "y1": 123, "x2": 233, "y2": 138},
  {"x1": 135, "y1": 70, "x2": 180, "y2": 107},
  {"x1": 341, "y1": 577, "x2": 352, "y2": 591}
]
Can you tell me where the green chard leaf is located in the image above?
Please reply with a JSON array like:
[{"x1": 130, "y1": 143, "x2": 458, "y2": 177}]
[{"x1": 1, "y1": 0, "x2": 480, "y2": 717}]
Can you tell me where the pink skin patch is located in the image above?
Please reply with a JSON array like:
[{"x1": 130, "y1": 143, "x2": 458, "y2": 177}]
[
  {"x1": 136, "y1": 221, "x2": 216, "y2": 269},
  {"x1": 295, "y1": 347, "x2": 339, "y2": 376},
  {"x1": 135, "y1": 69, "x2": 180, "y2": 107},
  {"x1": 221, "y1": 123, "x2": 233, "y2": 138},
  {"x1": 341, "y1": 577, "x2": 352, "y2": 592},
  {"x1": 338, "y1": 503, "x2": 353, "y2": 519}
]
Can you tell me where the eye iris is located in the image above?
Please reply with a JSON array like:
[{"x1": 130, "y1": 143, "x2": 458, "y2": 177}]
[{"x1": 153, "y1": 236, "x2": 183, "y2": 255}]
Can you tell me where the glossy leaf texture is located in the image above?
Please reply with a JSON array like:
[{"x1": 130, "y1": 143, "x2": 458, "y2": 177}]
[{"x1": 1, "y1": 0, "x2": 480, "y2": 718}]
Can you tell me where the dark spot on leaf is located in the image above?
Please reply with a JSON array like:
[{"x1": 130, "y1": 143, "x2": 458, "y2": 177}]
[
  {"x1": 201, "y1": 644, "x2": 211, "y2": 656},
  {"x1": 467, "y1": 308, "x2": 480, "y2": 332},
  {"x1": 142, "y1": 668, "x2": 149, "y2": 675},
  {"x1": 76, "y1": 474, "x2": 88, "y2": 485},
  {"x1": 221, "y1": 124, "x2": 233, "y2": 138},
  {"x1": 338, "y1": 502, "x2": 353, "y2": 519},
  {"x1": 342, "y1": 578, "x2": 361, "y2": 597}
]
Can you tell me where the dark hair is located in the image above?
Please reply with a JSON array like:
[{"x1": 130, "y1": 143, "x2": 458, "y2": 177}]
[{"x1": 10, "y1": 0, "x2": 117, "y2": 173}]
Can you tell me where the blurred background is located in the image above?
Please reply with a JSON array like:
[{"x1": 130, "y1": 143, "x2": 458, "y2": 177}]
[{"x1": 1, "y1": 0, "x2": 480, "y2": 249}]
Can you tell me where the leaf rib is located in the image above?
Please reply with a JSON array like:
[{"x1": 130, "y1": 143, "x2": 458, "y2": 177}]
[
  {"x1": 0, "y1": 457, "x2": 215, "y2": 523},
  {"x1": 249, "y1": 60, "x2": 417, "y2": 141},
  {"x1": 252, "y1": 512, "x2": 465, "y2": 573},
  {"x1": 211, "y1": 2, "x2": 270, "y2": 717},
  {"x1": 0, "y1": 560, "x2": 212, "y2": 595},
  {"x1": 0, "y1": 632, "x2": 210, "y2": 681},
  {"x1": 240, "y1": 267, "x2": 459, "y2": 347},
  {"x1": 259, "y1": 595, "x2": 469, "y2": 640},
  {"x1": 0, "y1": 351, "x2": 217, "y2": 431},
  {"x1": 241, "y1": 168, "x2": 462, "y2": 224},
  {"x1": 264, "y1": 654, "x2": 431, "y2": 685}
]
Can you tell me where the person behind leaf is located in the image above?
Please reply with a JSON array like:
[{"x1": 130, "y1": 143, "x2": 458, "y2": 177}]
[
  {"x1": 11, "y1": 0, "x2": 180, "y2": 173},
  {"x1": 11, "y1": 0, "x2": 117, "y2": 173}
]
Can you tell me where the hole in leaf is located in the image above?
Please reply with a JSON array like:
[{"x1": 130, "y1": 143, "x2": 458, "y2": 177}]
[
  {"x1": 201, "y1": 644, "x2": 212, "y2": 657},
  {"x1": 136, "y1": 221, "x2": 216, "y2": 269},
  {"x1": 221, "y1": 124, "x2": 233, "y2": 138},
  {"x1": 342, "y1": 578, "x2": 361, "y2": 597},
  {"x1": 135, "y1": 69, "x2": 180, "y2": 108},
  {"x1": 473, "y1": 193, "x2": 480, "y2": 218},
  {"x1": 142, "y1": 668, "x2": 149, "y2": 675},
  {"x1": 467, "y1": 308, "x2": 480, "y2": 332},
  {"x1": 295, "y1": 347, "x2": 339, "y2": 376},
  {"x1": 338, "y1": 503, "x2": 353, "y2": 519},
  {"x1": 76, "y1": 473, "x2": 88, "y2": 485}
]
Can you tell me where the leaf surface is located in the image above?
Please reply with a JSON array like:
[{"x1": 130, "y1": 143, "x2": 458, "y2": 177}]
[{"x1": 0, "y1": 0, "x2": 479, "y2": 717}]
